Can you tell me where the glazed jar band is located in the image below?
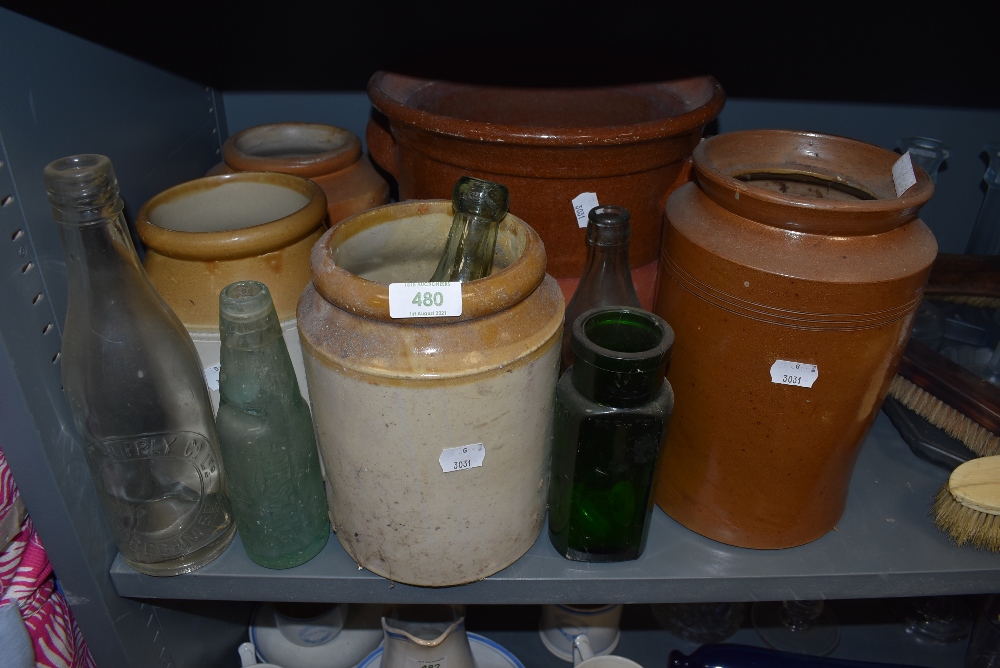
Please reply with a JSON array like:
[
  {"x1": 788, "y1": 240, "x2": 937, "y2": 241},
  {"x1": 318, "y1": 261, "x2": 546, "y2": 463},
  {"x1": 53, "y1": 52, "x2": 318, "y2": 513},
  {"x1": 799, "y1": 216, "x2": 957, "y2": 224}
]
[{"x1": 661, "y1": 254, "x2": 922, "y2": 331}]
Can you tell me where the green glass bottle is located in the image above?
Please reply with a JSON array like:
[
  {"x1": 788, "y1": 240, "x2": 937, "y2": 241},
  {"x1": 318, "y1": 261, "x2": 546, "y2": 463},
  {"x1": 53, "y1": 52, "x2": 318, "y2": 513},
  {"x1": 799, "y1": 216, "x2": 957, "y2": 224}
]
[
  {"x1": 215, "y1": 280, "x2": 329, "y2": 569},
  {"x1": 429, "y1": 176, "x2": 510, "y2": 282},
  {"x1": 548, "y1": 307, "x2": 675, "y2": 562}
]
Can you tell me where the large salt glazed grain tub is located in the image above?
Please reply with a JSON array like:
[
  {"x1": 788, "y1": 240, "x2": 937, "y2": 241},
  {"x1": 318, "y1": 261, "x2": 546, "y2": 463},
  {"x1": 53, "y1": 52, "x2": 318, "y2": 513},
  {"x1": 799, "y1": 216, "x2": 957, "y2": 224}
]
[{"x1": 298, "y1": 200, "x2": 564, "y2": 586}]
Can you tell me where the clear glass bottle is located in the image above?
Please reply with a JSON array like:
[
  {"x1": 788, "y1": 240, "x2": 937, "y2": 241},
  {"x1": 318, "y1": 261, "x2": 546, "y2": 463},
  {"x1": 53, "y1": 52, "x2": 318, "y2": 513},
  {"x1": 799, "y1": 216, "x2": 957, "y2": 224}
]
[
  {"x1": 896, "y1": 137, "x2": 950, "y2": 183},
  {"x1": 215, "y1": 280, "x2": 329, "y2": 569},
  {"x1": 548, "y1": 306, "x2": 674, "y2": 562},
  {"x1": 429, "y1": 176, "x2": 510, "y2": 282},
  {"x1": 45, "y1": 154, "x2": 235, "y2": 576},
  {"x1": 561, "y1": 205, "x2": 641, "y2": 371},
  {"x1": 966, "y1": 142, "x2": 1000, "y2": 255}
]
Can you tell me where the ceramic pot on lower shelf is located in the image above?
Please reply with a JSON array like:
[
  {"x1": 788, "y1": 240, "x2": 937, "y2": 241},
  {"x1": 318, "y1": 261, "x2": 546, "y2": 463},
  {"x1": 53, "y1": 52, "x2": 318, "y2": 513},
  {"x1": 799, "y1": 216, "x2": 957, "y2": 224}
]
[
  {"x1": 298, "y1": 199, "x2": 564, "y2": 586},
  {"x1": 209, "y1": 122, "x2": 390, "y2": 225},
  {"x1": 136, "y1": 171, "x2": 328, "y2": 409},
  {"x1": 653, "y1": 130, "x2": 938, "y2": 549}
]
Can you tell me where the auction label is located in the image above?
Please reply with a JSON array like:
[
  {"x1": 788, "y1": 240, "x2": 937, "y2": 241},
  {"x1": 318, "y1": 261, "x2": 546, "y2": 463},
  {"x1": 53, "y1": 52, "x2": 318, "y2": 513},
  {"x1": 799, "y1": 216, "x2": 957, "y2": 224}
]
[
  {"x1": 571, "y1": 192, "x2": 600, "y2": 228},
  {"x1": 439, "y1": 443, "x2": 486, "y2": 473},
  {"x1": 770, "y1": 360, "x2": 818, "y2": 388},
  {"x1": 389, "y1": 282, "x2": 462, "y2": 318}
]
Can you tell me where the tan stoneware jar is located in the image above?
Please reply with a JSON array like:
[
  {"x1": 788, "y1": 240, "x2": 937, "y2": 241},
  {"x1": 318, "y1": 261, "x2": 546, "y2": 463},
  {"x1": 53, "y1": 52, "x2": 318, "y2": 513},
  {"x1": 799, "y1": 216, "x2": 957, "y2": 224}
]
[
  {"x1": 298, "y1": 200, "x2": 564, "y2": 586},
  {"x1": 208, "y1": 122, "x2": 390, "y2": 225},
  {"x1": 366, "y1": 71, "x2": 725, "y2": 308},
  {"x1": 653, "y1": 130, "x2": 938, "y2": 549},
  {"x1": 136, "y1": 171, "x2": 328, "y2": 409}
]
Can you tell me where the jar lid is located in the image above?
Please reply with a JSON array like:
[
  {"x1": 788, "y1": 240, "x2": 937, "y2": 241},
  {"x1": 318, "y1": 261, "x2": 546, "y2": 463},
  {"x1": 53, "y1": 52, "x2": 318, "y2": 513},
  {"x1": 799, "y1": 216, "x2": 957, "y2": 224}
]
[{"x1": 571, "y1": 307, "x2": 674, "y2": 407}]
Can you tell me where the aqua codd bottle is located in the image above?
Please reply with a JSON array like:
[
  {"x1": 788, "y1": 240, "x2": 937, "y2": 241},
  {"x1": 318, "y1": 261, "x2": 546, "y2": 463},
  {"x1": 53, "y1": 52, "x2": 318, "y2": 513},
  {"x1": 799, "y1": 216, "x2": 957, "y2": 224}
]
[
  {"x1": 45, "y1": 154, "x2": 235, "y2": 576},
  {"x1": 430, "y1": 176, "x2": 510, "y2": 282},
  {"x1": 215, "y1": 280, "x2": 329, "y2": 568},
  {"x1": 561, "y1": 205, "x2": 641, "y2": 371},
  {"x1": 548, "y1": 307, "x2": 674, "y2": 562}
]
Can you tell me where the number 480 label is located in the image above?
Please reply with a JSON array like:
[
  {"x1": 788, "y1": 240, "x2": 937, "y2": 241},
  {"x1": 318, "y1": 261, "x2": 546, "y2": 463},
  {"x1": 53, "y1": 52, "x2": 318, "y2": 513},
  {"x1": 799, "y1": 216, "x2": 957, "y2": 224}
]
[
  {"x1": 770, "y1": 360, "x2": 819, "y2": 388},
  {"x1": 389, "y1": 282, "x2": 462, "y2": 318}
]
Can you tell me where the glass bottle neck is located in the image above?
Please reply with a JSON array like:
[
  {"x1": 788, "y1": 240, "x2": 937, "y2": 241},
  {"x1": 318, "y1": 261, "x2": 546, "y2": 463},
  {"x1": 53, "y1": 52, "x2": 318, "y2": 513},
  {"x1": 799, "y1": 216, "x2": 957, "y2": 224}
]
[{"x1": 60, "y1": 214, "x2": 147, "y2": 295}]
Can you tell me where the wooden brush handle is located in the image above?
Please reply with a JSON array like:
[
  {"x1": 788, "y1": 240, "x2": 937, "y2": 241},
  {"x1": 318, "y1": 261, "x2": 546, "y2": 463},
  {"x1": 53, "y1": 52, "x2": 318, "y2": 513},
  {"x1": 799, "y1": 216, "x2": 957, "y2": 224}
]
[
  {"x1": 925, "y1": 253, "x2": 1000, "y2": 299},
  {"x1": 896, "y1": 339, "x2": 1000, "y2": 434},
  {"x1": 950, "y1": 456, "x2": 1000, "y2": 513}
]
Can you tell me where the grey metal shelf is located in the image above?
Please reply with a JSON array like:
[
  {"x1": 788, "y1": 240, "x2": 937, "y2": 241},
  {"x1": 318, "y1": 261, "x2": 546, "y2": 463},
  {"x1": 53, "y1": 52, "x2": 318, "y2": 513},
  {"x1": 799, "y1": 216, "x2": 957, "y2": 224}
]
[{"x1": 111, "y1": 413, "x2": 1000, "y2": 604}]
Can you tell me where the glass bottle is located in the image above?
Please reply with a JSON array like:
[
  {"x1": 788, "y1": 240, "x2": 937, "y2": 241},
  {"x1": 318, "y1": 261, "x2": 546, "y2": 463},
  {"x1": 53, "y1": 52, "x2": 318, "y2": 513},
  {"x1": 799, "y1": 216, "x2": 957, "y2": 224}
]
[
  {"x1": 45, "y1": 154, "x2": 235, "y2": 576},
  {"x1": 896, "y1": 137, "x2": 950, "y2": 183},
  {"x1": 429, "y1": 176, "x2": 510, "y2": 282},
  {"x1": 966, "y1": 142, "x2": 1000, "y2": 255},
  {"x1": 215, "y1": 280, "x2": 329, "y2": 569},
  {"x1": 548, "y1": 306, "x2": 674, "y2": 562},
  {"x1": 561, "y1": 205, "x2": 641, "y2": 371}
]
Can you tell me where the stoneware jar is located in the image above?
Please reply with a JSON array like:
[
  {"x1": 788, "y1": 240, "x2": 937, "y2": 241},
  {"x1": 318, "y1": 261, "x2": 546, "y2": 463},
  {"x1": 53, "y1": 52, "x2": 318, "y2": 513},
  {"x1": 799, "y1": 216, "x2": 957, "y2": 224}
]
[
  {"x1": 137, "y1": 171, "x2": 327, "y2": 408},
  {"x1": 653, "y1": 130, "x2": 938, "y2": 549},
  {"x1": 298, "y1": 200, "x2": 564, "y2": 586},
  {"x1": 366, "y1": 71, "x2": 725, "y2": 306},
  {"x1": 209, "y1": 123, "x2": 390, "y2": 225}
]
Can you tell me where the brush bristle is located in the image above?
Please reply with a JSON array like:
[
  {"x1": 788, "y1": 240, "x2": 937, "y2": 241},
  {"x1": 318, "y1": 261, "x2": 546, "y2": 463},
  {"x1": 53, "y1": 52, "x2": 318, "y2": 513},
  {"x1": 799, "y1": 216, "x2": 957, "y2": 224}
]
[
  {"x1": 888, "y1": 375, "x2": 1000, "y2": 457},
  {"x1": 932, "y1": 483, "x2": 1000, "y2": 552}
]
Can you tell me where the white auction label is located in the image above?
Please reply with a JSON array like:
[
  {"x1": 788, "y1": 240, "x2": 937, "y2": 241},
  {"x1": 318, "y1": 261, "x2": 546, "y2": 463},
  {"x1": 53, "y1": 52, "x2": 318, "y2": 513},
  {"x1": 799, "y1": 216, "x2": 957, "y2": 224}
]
[
  {"x1": 439, "y1": 443, "x2": 486, "y2": 473},
  {"x1": 389, "y1": 282, "x2": 462, "y2": 318},
  {"x1": 571, "y1": 192, "x2": 600, "y2": 228},
  {"x1": 892, "y1": 151, "x2": 917, "y2": 197},
  {"x1": 406, "y1": 657, "x2": 447, "y2": 668},
  {"x1": 770, "y1": 360, "x2": 819, "y2": 388},
  {"x1": 203, "y1": 363, "x2": 221, "y2": 391}
]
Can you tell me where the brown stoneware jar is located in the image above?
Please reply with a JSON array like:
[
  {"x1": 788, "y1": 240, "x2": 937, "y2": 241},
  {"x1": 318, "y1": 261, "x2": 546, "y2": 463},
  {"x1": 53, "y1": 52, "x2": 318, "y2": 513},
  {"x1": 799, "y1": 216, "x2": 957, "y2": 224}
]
[
  {"x1": 653, "y1": 130, "x2": 938, "y2": 549},
  {"x1": 209, "y1": 123, "x2": 389, "y2": 225},
  {"x1": 298, "y1": 200, "x2": 564, "y2": 587},
  {"x1": 366, "y1": 71, "x2": 725, "y2": 303}
]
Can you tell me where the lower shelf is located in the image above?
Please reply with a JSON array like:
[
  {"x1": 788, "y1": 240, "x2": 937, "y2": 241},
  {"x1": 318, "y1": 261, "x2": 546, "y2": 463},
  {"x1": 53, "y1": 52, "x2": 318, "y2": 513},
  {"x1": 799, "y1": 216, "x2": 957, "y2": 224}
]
[{"x1": 111, "y1": 413, "x2": 1000, "y2": 604}]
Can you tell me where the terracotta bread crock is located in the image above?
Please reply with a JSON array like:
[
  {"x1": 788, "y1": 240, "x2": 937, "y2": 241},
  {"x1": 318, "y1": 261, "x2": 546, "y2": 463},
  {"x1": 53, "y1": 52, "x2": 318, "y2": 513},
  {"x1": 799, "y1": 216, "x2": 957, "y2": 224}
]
[
  {"x1": 209, "y1": 123, "x2": 390, "y2": 225},
  {"x1": 137, "y1": 171, "x2": 327, "y2": 408},
  {"x1": 366, "y1": 71, "x2": 725, "y2": 308},
  {"x1": 298, "y1": 200, "x2": 564, "y2": 587},
  {"x1": 653, "y1": 130, "x2": 938, "y2": 549}
]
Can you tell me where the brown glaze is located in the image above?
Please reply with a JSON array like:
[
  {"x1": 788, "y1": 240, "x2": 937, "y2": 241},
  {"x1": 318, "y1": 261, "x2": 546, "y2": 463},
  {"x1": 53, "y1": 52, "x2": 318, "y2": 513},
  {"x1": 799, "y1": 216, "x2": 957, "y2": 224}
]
[
  {"x1": 653, "y1": 130, "x2": 938, "y2": 549},
  {"x1": 137, "y1": 172, "x2": 328, "y2": 330},
  {"x1": 366, "y1": 71, "x2": 725, "y2": 281},
  {"x1": 209, "y1": 123, "x2": 389, "y2": 225},
  {"x1": 298, "y1": 200, "x2": 564, "y2": 586}
]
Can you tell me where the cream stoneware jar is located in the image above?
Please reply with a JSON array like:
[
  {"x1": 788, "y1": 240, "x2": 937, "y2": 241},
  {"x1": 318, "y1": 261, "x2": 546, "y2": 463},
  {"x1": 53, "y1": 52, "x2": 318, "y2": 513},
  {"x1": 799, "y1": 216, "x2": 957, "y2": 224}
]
[
  {"x1": 298, "y1": 200, "x2": 563, "y2": 587},
  {"x1": 137, "y1": 172, "x2": 327, "y2": 409}
]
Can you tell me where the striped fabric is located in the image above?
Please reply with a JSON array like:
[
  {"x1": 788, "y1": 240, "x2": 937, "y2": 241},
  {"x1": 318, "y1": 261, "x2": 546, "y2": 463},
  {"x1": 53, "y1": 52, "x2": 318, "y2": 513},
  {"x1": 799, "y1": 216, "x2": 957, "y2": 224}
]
[{"x1": 0, "y1": 447, "x2": 95, "y2": 668}]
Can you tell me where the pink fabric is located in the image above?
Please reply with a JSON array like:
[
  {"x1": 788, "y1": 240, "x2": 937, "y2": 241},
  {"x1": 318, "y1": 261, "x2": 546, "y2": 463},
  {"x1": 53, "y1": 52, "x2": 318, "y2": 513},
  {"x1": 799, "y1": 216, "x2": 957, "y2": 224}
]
[{"x1": 0, "y1": 449, "x2": 95, "y2": 668}]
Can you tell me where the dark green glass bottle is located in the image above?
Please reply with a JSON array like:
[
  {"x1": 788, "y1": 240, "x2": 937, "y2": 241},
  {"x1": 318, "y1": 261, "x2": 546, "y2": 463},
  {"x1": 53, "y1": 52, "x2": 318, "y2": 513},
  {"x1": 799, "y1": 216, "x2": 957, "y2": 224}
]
[
  {"x1": 215, "y1": 280, "x2": 329, "y2": 569},
  {"x1": 548, "y1": 307, "x2": 674, "y2": 562},
  {"x1": 429, "y1": 176, "x2": 510, "y2": 282}
]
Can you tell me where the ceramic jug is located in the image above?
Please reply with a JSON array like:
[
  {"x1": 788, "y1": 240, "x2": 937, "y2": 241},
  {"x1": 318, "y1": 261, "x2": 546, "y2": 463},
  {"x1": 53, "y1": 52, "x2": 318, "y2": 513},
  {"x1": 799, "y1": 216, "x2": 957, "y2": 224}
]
[
  {"x1": 653, "y1": 130, "x2": 937, "y2": 548},
  {"x1": 298, "y1": 200, "x2": 563, "y2": 586},
  {"x1": 209, "y1": 122, "x2": 389, "y2": 226},
  {"x1": 381, "y1": 605, "x2": 474, "y2": 668},
  {"x1": 137, "y1": 171, "x2": 328, "y2": 409}
]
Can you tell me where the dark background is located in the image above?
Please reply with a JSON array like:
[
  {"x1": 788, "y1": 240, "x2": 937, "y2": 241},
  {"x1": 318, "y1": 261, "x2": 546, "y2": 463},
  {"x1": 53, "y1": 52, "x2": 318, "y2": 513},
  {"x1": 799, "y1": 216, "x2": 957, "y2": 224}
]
[{"x1": 1, "y1": 1, "x2": 995, "y2": 107}]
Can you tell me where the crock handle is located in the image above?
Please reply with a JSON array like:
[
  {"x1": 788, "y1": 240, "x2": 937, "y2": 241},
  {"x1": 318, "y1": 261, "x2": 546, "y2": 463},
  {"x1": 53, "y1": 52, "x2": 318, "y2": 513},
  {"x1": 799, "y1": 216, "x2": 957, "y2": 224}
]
[{"x1": 366, "y1": 110, "x2": 399, "y2": 181}]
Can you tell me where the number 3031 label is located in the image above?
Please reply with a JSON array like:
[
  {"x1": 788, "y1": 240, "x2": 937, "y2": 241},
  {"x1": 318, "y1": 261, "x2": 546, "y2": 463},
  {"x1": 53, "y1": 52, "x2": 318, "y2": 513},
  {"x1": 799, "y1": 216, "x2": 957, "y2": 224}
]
[
  {"x1": 770, "y1": 360, "x2": 819, "y2": 388},
  {"x1": 439, "y1": 443, "x2": 486, "y2": 473}
]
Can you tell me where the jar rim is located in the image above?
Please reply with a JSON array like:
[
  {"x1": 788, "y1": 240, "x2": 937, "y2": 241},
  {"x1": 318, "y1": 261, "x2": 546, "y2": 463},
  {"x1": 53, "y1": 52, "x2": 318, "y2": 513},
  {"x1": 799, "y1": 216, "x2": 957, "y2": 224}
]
[
  {"x1": 223, "y1": 123, "x2": 362, "y2": 177},
  {"x1": 692, "y1": 130, "x2": 935, "y2": 235},
  {"x1": 136, "y1": 172, "x2": 328, "y2": 261},
  {"x1": 310, "y1": 200, "x2": 547, "y2": 324}
]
